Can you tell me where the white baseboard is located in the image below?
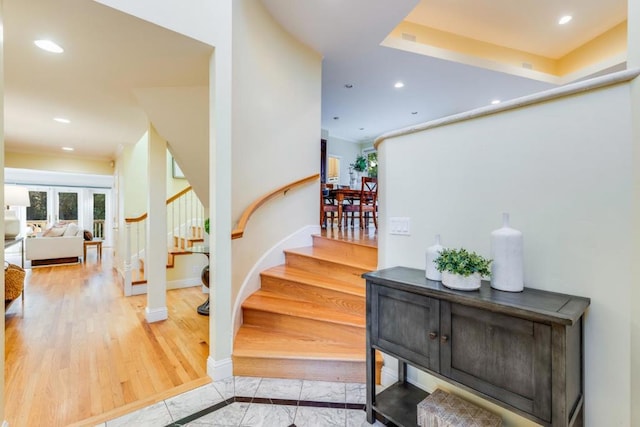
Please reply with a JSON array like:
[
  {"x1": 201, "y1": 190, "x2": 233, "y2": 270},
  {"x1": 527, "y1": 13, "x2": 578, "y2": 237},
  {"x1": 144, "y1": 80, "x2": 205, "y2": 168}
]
[
  {"x1": 207, "y1": 356, "x2": 233, "y2": 380},
  {"x1": 130, "y1": 280, "x2": 199, "y2": 295},
  {"x1": 131, "y1": 284, "x2": 147, "y2": 295},
  {"x1": 145, "y1": 306, "x2": 168, "y2": 323},
  {"x1": 381, "y1": 365, "x2": 399, "y2": 387}
]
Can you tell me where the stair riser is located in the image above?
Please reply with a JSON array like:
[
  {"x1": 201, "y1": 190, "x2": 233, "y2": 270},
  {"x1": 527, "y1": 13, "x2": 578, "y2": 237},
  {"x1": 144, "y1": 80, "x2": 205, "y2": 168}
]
[
  {"x1": 173, "y1": 236, "x2": 195, "y2": 248},
  {"x1": 190, "y1": 226, "x2": 204, "y2": 238},
  {"x1": 312, "y1": 236, "x2": 377, "y2": 268},
  {"x1": 233, "y1": 356, "x2": 382, "y2": 384},
  {"x1": 260, "y1": 276, "x2": 365, "y2": 317},
  {"x1": 242, "y1": 309, "x2": 364, "y2": 343},
  {"x1": 284, "y1": 253, "x2": 371, "y2": 285}
]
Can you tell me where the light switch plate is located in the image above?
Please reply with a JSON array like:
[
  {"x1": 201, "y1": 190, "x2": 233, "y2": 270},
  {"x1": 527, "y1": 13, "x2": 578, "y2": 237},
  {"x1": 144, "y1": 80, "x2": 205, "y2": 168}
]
[{"x1": 389, "y1": 217, "x2": 410, "y2": 235}]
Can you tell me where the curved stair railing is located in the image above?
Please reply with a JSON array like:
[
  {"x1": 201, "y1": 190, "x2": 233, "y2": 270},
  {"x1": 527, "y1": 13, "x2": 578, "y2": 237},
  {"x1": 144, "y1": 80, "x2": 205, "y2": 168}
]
[
  {"x1": 122, "y1": 174, "x2": 317, "y2": 295},
  {"x1": 123, "y1": 186, "x2": 205, "y2": 296},
  {"x1": 231, "y1": 174, "x2": 320, "y2": 239}
]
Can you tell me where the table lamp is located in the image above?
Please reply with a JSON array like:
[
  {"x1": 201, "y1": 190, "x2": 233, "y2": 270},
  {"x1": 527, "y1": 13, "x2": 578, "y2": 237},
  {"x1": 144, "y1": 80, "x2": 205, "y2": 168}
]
[{"x1": 5, "y1": 185, "x2": 31, "y2": 239}]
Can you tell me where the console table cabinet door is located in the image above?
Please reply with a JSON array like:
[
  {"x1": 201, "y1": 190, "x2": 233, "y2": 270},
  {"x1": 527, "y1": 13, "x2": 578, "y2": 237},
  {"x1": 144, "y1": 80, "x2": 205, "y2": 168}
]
[
  {"x1": 371, "y1": 285, "x2": 440, "y2": 371},
  {"x1": 440, "y1": 302, "x2": 552, "y2": 422}
]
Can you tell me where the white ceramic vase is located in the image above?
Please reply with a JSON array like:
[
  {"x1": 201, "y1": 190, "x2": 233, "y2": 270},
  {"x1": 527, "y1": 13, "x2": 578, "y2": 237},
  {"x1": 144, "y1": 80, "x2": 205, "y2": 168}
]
[
  {"x1": 490, "y1": 213, "x2": 524, "y2": 292},
  {"x1": 351, "y1": 171, "x2": 363, "y2": 189},
  {"x1": 425, "y1": 234, "x2": 445, "y2": 281},
  {"x1": 442, "y1": 271, "x2": 481, "y2": 291}
]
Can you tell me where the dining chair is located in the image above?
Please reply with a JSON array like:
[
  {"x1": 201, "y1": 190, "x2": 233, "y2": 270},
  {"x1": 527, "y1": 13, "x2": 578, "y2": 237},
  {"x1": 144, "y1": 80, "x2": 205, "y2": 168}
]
[
  {"x1": 320, "y1": 183, "x2": 338, "y2": 228},
  {"x1": 343, "y1": 177, "x2": 377, "y2": 229}
]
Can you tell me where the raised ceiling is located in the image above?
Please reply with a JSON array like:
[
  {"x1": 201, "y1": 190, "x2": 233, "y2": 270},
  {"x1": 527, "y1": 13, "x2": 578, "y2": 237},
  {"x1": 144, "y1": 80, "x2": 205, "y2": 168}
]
[{"x1": 405, "y1": 0, "x2": 627, "y2": 59}]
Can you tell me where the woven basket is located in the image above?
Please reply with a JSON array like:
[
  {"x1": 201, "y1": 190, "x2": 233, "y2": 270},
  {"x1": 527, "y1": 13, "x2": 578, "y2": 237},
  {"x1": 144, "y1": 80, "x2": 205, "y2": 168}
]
[{"x1": 4, "y1": 263, "x2": 25, "y2": 301}]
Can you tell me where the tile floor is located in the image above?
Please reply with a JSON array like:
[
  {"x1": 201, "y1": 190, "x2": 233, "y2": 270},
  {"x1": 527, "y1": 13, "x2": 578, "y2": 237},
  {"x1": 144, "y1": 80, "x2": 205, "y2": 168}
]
[{"x1": 97, "y1": 377, "x2": 387, "y2": 427}]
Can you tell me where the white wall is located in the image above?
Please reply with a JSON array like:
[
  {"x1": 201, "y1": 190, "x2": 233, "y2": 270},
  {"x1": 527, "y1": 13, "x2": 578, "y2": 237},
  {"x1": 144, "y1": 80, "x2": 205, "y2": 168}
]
[
  {"x1": 114, "y1": 132, "x2": 148, "y2": 274},
  {"x1": 627, "y1": 1, "x2": 640, "y2": 424},
  {"x1": 378, "y1": 78, "x2": 636, "y2": 426},
  {"x1": 230, "y1": 1, "x2": 321, "y2": 307},
  {"x1": 5, "y1": 151, "x2": 114, "y2": 175},
  {"x1": 326, "y1": 134, "x2": 362, "y2": 186},
  {"x1": 136, "y1": 86, "x2": 210, "y2": 206},
  {"x1": 166, "y1": 149, "x2": 190, "y2": 197},
  {"x1": 119, "y1": 132, "x2": 149, "y2": 218}
]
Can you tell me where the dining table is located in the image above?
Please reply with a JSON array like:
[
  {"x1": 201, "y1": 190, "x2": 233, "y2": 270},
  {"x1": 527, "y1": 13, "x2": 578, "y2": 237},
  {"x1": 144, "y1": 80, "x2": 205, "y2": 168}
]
[{"x1": 328, "y1": 188, "x2": 361, "y2": 228}]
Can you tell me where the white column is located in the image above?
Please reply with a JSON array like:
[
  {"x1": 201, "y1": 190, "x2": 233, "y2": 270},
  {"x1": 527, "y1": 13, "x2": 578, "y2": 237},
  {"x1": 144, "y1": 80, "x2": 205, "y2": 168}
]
[
  {"x1": 629, "y1": 0, "x2": 640, "y2": 423},
  {"x1": 207, "y1": 0, "x2": 234, "y2": 380},
  {"x1": 145, "y1": 125, "x2": 168, "y2": 322}
]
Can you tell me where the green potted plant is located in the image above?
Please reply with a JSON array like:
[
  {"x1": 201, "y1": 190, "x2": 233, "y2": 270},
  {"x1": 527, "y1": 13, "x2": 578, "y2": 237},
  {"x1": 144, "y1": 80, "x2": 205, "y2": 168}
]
[
  {"x1": 349, "y1": 154, "x2": 368, "y2": 188},
  {"x1": 434, "y1": 248, "x2": 492, "y2": 291},
  {"x1": 350, "y1": 155, "x2": 368, "y2": 173}
]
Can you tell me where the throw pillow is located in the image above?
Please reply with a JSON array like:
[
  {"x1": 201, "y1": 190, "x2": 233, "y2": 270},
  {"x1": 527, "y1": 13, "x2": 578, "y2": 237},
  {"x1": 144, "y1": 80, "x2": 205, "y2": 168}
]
[
  {"x1": 63, "y1": 222, "x2": 80, "y2": 237},
  {"x1": 83, "y1": 230, "x2": 94, "y2": 241},
  {"x1": 43, "y1": 226, "x2": 66, "y2": 237}
]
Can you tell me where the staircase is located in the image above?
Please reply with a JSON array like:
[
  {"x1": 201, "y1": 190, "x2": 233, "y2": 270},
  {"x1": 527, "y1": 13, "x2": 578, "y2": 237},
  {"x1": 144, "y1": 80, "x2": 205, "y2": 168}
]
[
  {"x1": 233, "y1": 233, "x2": 382, "y2": 383},
  {"x1": 124, "y1": 186, "x2": 206, "y2": 295},
  {"x1": 132, "y1": 226, "x2": 205, "y2": 285}
]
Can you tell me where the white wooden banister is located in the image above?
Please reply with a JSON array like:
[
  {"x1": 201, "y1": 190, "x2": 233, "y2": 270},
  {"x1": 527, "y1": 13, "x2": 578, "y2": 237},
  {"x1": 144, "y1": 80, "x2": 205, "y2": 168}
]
[{"x1": 123, "y1": 186, "x2": 205, "y2": 296}]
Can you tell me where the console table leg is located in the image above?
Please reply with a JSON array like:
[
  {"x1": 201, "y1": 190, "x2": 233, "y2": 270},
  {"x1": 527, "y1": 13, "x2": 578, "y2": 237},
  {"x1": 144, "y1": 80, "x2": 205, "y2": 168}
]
[
  {"x1": 398, "y1": 360, "x2": 407, "y2": 383},
  {"x1": 366, "y1": 346, "x2": 375, "y2": 423}
]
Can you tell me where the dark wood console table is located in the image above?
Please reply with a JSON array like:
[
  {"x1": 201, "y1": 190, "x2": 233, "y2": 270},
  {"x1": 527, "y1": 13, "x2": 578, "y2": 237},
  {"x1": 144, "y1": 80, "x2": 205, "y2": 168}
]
[{"x1": 364, "y1": 267, "x2": 590, "y2": 427}]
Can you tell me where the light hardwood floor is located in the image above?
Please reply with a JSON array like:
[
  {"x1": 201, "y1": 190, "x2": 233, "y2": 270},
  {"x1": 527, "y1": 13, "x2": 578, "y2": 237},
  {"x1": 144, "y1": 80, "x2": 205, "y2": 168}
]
[{"x1": 4, "y1": 249, "x2": 209, "y2": 427}]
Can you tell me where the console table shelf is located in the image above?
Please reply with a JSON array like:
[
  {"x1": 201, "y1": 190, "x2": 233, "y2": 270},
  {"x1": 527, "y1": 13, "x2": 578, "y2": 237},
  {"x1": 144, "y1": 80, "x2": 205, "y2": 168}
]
[
  {"x1": 364, "y1": 267, "x2": 590, "y2": 427},
  {"x1": 374, "y1": 382, "x2": 428, "y2": 427}
]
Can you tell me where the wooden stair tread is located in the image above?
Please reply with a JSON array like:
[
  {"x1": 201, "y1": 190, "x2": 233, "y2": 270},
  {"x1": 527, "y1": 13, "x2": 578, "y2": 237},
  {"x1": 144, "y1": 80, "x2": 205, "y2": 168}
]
[
  {"x1": 234, "y1": 326, "x2": 365, "y2": 360},
  {"x1": 312, "y1": 233, "x2": 377, "y2": 249},
  {"x1": 284, "y1": 246, "x2": 376, "y2": 271},
  {"x1": 243, "y1": 290, "x2": 364, "y2": 328},
  {"x1": 168, "y1": 247, "x2": 193, "y2": 255},
  {"x1": 131, "y1": 268, "x2": 146, "y2": 284},
  {"x1": 233, "y1": 233, "x2": 381, "y2": 382},
  {"x1": 261, "y1": 265, "x2": 364, "y2": 297}
]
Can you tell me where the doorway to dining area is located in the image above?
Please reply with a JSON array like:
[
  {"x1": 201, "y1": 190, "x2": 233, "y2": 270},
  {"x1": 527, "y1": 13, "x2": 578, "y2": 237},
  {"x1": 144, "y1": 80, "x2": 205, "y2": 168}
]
[{"x1": 320, "y1": 138, "x2": 378, "y2": 230}]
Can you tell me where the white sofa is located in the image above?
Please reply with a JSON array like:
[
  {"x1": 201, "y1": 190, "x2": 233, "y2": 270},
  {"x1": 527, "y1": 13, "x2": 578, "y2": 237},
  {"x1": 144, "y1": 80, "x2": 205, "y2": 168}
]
[{"x1": 26, "y1": 223, "x2": 84, "y2": 266}]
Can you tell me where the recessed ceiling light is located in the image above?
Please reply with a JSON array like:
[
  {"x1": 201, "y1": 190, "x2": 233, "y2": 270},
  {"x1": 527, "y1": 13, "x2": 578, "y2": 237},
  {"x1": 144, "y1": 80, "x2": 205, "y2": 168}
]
[
  {"x1": 491, "y1": 100, "x2": 501, "y2": 105},
  {"x1": 344, "y1": 84, "x2": 353, "y2": 89},
  {"x1": 359, "y1": 128, "x2": 365, "y2": 130},
  {"x1": 394, "y1": 81, "x2": 405, "y2": 89},
  {"x1": 61, "y1": 147, "x2": 74, "y2": 152},
  {"x1": 34, "y1": 39, "x2": 64, "y2": 53},
  {"x1": 333, "y1": 116, "x2": 340, "y2": 120},
  {"x1": 558, "y1": 15, "x2": 573, "y2": 25},
  {"x1": 53, "y1": 117, "x2": 70, "y2": 124},
  {"x1": 411, "y1": 111, "x2": 418, "y2": 115}
]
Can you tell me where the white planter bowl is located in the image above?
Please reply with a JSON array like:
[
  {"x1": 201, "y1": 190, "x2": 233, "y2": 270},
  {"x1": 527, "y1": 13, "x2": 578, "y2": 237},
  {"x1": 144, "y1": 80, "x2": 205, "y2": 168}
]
[{"x1": 441, "y1": 271, "x2": 481, "y2": 291}]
